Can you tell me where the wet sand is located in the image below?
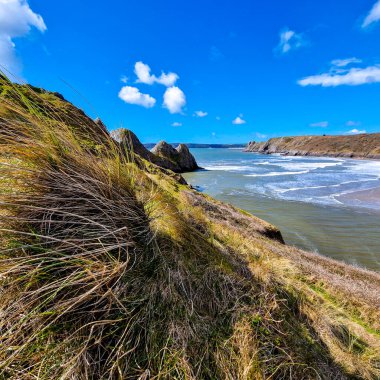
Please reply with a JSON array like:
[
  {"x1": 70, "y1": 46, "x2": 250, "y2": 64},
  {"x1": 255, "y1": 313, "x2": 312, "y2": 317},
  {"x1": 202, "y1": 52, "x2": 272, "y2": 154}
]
[{"x1": 337, "y1": 187, "x2": 380, "y2": 210}]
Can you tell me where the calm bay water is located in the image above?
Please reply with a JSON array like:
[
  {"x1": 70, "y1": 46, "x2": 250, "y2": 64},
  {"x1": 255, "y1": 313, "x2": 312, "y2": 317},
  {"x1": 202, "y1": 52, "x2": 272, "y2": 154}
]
[{"x1": 183, "y1": 148, "x2": 380, "y2": 271}]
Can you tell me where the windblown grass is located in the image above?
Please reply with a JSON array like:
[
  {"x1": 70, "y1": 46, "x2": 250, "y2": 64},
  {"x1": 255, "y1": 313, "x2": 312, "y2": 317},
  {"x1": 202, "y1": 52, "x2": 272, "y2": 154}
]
[{"x1": 0, "y1": 75, "x2": 379, "y2": 379}]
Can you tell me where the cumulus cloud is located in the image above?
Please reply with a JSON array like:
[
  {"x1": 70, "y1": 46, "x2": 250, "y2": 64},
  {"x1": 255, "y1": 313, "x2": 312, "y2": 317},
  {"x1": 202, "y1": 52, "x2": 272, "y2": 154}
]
[
  {"x1": 163, "y1": 86, "x2": 186, "y2": 114},
  {"x1": 346, "y1": 128, "x2": 367, "y2": 134},
  {"x1": 171, "y1": 122, "x2": 182, "y2": 127},
  {"x1": 276, "y1": 28, "x2": 305, "y2": 54},
  {"x1": 310, "y1": 121, "x2": 329, "y2": 128},
  {"x1": 232, "y1": 115, "x2": 246, "y2": 125},
  {"x1": 134, "y1": 61, "x2": 179, "y2": 87},
  {"x1": 362, "y1": 0, "x2": 380, "y2": 28},
  {"x1": 331, "y1": 57, "x2": 362, "y2": 67},
  {"x1": 0, "y1": 0, "x2": 46, "y2": 74},
  {"x1": 194, "y1": 110, "x2": 208, "y2": 117},
  {"x1": 118, "y1": 86, "x2": 156, "y2": 108},
  {"x1": 298, "y1": 65, "x2": 380, "y2": 87}
]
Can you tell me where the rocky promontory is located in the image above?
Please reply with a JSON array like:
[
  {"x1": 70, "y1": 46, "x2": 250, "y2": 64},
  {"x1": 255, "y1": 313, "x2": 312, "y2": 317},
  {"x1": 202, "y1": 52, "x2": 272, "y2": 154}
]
[
  {"x1": 151, "y1": 141, "x2": 199, "y2": 172},
  {"x1": 110, "y1": 128, "x2": 199, "y2": 173},
  {"x1": 245, "y1": 133, "x2": 380, "y2": 159}
]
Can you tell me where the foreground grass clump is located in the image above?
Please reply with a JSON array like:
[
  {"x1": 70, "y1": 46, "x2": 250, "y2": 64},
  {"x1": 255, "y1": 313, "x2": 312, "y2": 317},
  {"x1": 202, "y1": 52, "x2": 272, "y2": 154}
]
[{"x1": 0, "y1": 76, "x2": 380, "y2": 379}]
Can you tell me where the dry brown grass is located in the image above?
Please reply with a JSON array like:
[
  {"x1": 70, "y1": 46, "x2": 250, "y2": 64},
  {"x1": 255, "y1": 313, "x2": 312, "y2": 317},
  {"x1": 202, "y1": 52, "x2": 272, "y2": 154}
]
[{"x1": 0, "y1": 76, "x2": 379, "y2": 379}]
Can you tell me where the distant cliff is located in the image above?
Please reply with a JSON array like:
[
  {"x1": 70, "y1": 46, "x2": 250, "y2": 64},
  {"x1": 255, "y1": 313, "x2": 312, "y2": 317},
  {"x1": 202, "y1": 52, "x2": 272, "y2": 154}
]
[
  {"x1": 245, "y1": 133, "x2": 380, "y2": 159},
  {"x1": 144, "y1": 143, "x2": 246, "y2": 149}
]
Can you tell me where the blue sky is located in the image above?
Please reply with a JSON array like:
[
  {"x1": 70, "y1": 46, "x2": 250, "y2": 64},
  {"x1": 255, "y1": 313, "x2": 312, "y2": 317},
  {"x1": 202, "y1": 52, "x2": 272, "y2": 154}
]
[{"x1": 1, "y1": 0, "x2": 380, "y2": 143}]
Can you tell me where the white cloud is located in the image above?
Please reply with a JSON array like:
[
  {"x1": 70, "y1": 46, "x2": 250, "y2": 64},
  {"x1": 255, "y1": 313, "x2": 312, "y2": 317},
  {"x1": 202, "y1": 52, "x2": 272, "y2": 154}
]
[
  {"x1": 171, "y1": 122, "x2": 182, "y2": 127},
  {"x1": 277, "y1": 28, "x2": 305, "y2": 54},
  {"x1": 346, "y1": 120, "x2": 361, "y2": 127},
  {"x1": 346, "y1": 128, "x2": 367, "y2": 134},
  {"x1": 310, "y1": 121, "x2": 329, "y2": 128},
  {"x1": 118, "y1": 86, "x2": 156, "y2": 108},
  {"x1": 163, "y1": 86, "x2": 186, "y2": 114},
  {"x1": 120, "y1": 75, "x2": 128, "y2": 83},
  {"x1": 256, "y1": 132, "x2": 267, "y2": 139},
  {"x1": 331, "y1": 57, "x2": 362, "y2": 67},
  {"x1": 362, "y1": 0, "x2": 380, "y2": 28},
  {"x1": 232, "y1": 115, "x2": 246, "y2": 125},
  {"x1": 134, "y1": 61, "x2": 179, "y2": 87},
  {"x1": 0, "y1": 0, "x2": 46, "y2": 74},
  {"x1": 194, "y1": 110, "x2": 208, "y2": 117},
  {"x1": 298, "y1": 65, "x2": 380, "y2": 87},
  {"x1": 216, "y1": 116, "x2": 221, "y2": 121}
]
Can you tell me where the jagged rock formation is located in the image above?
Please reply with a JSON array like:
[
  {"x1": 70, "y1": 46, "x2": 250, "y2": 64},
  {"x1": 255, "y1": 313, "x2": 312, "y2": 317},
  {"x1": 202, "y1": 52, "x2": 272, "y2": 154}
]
[
  {"x1": 245, "y1": 133, "x2": 380, "y2": 159},
  {"x1": 110, "y1": 129, "x2": 199, "y2": 173},
  {"x1": 151, "y1": 141, "x2": 199, "y2": 172}
]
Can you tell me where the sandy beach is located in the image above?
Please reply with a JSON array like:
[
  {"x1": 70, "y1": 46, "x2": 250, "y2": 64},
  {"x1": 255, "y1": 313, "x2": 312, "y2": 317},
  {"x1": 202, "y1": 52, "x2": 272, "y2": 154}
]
[{"x1": 337, "y1": 186, "x2": 380, "y2": 210}]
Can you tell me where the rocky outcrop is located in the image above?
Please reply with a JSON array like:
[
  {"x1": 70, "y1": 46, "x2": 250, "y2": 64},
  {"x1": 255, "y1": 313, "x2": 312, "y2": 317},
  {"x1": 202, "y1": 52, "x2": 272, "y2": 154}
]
[
  {"x1": 110, "y1": 129, "x2": 199, "y2": 173},
  {"x1": 245, "y1": 133, "x2": 380, "y2": 159},
  {"x1": 151, "y1": 141, "x2": 199, "y2": 172}
]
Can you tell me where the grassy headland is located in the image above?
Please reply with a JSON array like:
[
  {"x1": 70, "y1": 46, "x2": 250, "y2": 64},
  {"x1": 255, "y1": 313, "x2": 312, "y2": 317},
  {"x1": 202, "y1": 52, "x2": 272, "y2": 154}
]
[
  {"x1": 0, "y1": 77, "x2": 379, "y2": 379},
  {"x1": 245, "y1": 134, "x2": 380, "y2": 159}
]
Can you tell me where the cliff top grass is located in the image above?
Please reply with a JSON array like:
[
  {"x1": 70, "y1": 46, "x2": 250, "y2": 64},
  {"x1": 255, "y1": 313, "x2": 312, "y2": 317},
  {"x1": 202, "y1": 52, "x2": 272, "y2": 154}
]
[{"x1": 0, "y1": 76, "x2": 380, "y2": 379}]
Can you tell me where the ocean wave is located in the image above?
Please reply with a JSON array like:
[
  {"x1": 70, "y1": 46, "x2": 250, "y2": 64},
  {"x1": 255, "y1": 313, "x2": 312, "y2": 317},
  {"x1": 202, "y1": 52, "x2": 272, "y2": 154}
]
[
  {"x1": 245, "y1": 170, "x2": 309, "y2": 177},
  {"x1": 204, "y1": 165, "x2": 253, "y2": 171}
]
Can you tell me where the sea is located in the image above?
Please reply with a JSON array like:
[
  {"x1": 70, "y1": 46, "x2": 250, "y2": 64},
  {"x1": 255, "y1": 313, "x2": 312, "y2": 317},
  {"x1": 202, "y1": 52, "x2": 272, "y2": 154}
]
[{"x1": 183, "y1": 148, "x2": 380, "y2": 271}]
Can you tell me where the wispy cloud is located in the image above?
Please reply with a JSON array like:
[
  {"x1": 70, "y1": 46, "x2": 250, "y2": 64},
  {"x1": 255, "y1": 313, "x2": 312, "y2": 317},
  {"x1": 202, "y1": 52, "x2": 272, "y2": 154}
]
[
  {"x1": 120, "y1": 75, "x2": 128, "y2": 83},
  {"x1": 232, "y1": 114, "x2": 246, "y2": 125},
  {"x1": 331, "y1": 57, "x2": 362, "y2": 67},
  {"x1": 171, "y1": 122, "x2": 182, "y2": 127},
  {"x1": 310, "y1": 121, "x2": 329, "y2": 128},
  {"x1": 298, "y1": 64, "x2": 380, "y2": 87},
  {"x1": 276, "y1": 28, "x2": 305, "y2": 54},
  {"x1": 118, "y1": 86, "x2": 156, "y2": 108},
  {"x1": 256, "y1": 132, "x2": 267, "y2": 139},
  {"x1": 209, "y1": 46, "x2": 224, "y2": 61},
  {"x1": 362, "y1": 0, "x2": 380, "y2": 28},
  {"x1": 134, "y1": 61, "x2": 179, "y2": 87},
  {"x1": 0, "y1": 0, "x2": 46, "y2": 74},
  {"x1": 163, "y1": 86, "x2": 186, "y2": 114},
  {"x1": 346, "y1": 128, "x2": 367, "y2": 134},
  {"x1": 346, "y1": 120, "x2": 361, "y2": 127},
  {"x1": 194, "y1": 110, "x2": 208, "y2": 118}
]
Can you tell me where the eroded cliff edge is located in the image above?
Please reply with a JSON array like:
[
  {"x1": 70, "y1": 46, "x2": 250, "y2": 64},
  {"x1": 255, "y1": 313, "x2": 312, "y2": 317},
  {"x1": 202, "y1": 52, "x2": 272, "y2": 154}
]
[{"x1": 245, "y1": 133, "x2": 380, "y2": 159}]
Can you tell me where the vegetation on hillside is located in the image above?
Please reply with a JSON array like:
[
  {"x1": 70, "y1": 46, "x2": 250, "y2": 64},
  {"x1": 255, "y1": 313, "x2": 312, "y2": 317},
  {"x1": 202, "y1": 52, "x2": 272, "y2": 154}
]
[
  {"x1": 0, "y1": 76, "x2": 379, "y2": 379},
  {"x1": 245, "y1": 134, "x2": 380, "y2": 159}
]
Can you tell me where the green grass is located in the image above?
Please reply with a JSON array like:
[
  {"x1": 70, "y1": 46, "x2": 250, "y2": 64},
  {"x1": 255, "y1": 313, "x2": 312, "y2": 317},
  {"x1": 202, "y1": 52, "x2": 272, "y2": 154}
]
[{"x1": 1, "y1": 75, "x2": 380, "y2": 379}]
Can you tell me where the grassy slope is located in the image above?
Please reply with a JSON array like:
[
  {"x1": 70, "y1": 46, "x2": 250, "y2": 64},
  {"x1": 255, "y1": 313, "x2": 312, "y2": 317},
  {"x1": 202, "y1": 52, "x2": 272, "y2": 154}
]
[
  {"x1": 0, "y1": 78, "x2": 379, "y2": 379},
  {"x1": 245, "y1": 134, "x2": 380, "y2": 159}
]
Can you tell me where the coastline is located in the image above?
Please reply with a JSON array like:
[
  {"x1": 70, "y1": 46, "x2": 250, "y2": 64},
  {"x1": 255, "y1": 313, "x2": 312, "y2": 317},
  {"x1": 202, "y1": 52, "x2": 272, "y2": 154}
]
[{"x1": 244, "y1": 150, "x2": 380, "y2": 161}]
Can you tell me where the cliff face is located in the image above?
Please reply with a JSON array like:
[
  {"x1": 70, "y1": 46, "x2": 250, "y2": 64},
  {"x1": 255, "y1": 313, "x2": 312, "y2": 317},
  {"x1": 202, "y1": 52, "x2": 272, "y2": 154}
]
[
  {"x1": 111, "y1": 129, "x2": 199, "y2": 173},
  {"x1": 151, "y1": 141, "x2": 199, "y2": 172},
  {"x1": 245, "y1": 133, "x2": 380, "y2": 159}
]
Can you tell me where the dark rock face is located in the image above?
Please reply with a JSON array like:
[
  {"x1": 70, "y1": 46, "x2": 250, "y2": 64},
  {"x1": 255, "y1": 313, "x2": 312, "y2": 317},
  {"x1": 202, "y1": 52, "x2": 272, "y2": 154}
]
[
  {"x1": 176, "y1": 144, "x2": 199, "y2": 172},
  {"x1": 152, "y1": 141, "x2": 199, "y2": 172},
  {"x1": 110, "y1": 129, "x2": 199, "y2": 173}
]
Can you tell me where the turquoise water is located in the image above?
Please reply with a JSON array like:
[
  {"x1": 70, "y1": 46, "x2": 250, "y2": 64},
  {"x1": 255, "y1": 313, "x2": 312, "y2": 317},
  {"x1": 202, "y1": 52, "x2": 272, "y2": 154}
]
[{"x1": 183, "y1": 148, "x2": 380, "y2": 271}]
